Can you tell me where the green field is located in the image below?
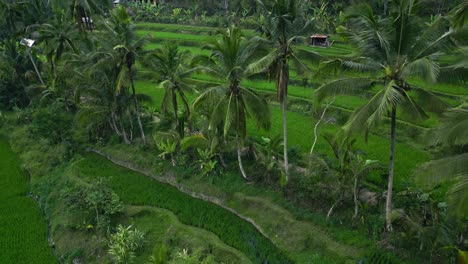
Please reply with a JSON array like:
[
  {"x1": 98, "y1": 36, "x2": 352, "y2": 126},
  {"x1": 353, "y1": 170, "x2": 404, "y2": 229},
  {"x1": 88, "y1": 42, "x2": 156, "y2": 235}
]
[{"x1": 0, "y1": 139, "x2": 56, "y2": 264}]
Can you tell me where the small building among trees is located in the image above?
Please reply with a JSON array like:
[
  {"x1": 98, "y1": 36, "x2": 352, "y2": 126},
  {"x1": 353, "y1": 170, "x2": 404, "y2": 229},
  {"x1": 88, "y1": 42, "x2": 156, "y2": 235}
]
[{"x1": 309, "y1": 34, "x2": 331, "y2": 47}]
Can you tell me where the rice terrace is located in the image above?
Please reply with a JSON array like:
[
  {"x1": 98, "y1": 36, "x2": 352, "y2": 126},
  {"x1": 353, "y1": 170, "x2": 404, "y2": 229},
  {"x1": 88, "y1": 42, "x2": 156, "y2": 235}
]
[{"x1": 0, "y1": 0, "x2": 467, "y2": 263}]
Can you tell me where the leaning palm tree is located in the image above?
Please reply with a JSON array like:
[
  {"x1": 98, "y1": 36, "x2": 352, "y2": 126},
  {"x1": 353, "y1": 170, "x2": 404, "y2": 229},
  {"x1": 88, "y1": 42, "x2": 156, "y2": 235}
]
[
  {"x1": 314, "y1": 1, "x2": 458, "y2": 231},
  {"x1": 249, "y1": 0, "x2": 318, "y2": 181},
  {"x1": 193, "y1": 26, "x2": 271, "y2": 179},
  {"x1": 415, "y1": 106, "x2": 468, "y2": 219},
  {"x1": 143, "y1": 44, "x2": 196, "y2": 136}
]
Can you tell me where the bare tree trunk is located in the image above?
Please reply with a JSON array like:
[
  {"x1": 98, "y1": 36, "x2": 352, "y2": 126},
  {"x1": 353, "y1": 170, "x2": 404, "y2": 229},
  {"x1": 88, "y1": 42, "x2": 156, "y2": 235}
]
[
  {"x1": 236, "y1": 133, "x2": 248, "y2": 180},
  {"x1": 310, "y1": 98, "x2": 335, "y2": 156},
  {"x1": 129, "y1": 67, "x2": 146, "y2": 143},
  {"x1": 385, "y1": 105, "x2": 397, "y2": 232}
]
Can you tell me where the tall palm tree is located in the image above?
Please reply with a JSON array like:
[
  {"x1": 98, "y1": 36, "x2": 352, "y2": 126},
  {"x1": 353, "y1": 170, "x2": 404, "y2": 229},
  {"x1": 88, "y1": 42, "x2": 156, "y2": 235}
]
[
  {"x1": 314, "y1": 1, "x2": 457, "y2": 231},
  {"x1": 143, "y1": 44, "x2": 196, "y2": 136},
  {"x1": 193, "y1": 26, "x2": 271, "y2": 179},
  {"x1": 105, "y1": 6, "x2": 147, "y2": 143},
  {"x1": 249, "y1": 0, "x2": 317, "y2": 181},
  {"x1": 38, "y1": 11, "x2": 79, "y2": 96}
]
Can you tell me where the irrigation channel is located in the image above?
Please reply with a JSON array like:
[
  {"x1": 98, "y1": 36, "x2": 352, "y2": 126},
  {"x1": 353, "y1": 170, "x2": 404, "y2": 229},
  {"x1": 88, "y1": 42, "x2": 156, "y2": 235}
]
[{"x1": 0, "y1": 139, "x2": 56, "y2": 263}]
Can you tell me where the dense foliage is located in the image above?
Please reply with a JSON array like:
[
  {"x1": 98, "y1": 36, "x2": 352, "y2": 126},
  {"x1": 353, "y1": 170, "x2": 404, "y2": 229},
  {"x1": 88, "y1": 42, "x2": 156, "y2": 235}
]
[{"x1": 1, "y1": 0, "x2": 467, "y2": 263}]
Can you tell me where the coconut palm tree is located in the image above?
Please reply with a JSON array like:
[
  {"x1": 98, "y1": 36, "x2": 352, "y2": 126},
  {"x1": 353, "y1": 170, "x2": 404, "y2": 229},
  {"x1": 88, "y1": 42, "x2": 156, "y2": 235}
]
[
  {"x1": 249, "y1": 0, "x2": 318, "y2": 181},
  {"x1": 75, "y1": 50, "x2": 132, "y2": 144},
  {"x1": 314, "y1": 1, "x2": 458, "y2": 231},
  {"x1": 193, "y1": 26, "x2": 271, "y2": 180},
  {"x1": 105, "y1": 6, "x2": 147, "y2": 143},
  {"x1": 143, "y1": 44, "x2": 196, "y2": 137},
  {"x1": 38, "y1": 11, "x2": 79, "y2": 96}
]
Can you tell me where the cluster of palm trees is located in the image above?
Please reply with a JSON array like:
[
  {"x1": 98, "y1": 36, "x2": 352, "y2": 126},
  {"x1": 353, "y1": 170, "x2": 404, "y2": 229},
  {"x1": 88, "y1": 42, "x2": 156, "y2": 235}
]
[{"x1": 1, "y1": 0, "x2": 467, "y2": 237}]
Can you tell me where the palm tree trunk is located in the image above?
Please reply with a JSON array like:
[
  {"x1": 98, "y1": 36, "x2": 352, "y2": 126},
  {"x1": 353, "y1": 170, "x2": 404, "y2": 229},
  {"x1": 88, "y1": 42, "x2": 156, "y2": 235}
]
[
  {"x1": 353, "y1": 173, "x2": 359, "y2": 220},
  {"x1": 128, "y1": 67, "x2": 146, "y2": 143},
  {"x1": 27, "y1": 50, "x2": 45, "y2": 86},
  {"x1": 236, "y1": 133, "x2": 248, "y2": 180},
  {"x1": 279, "y1": 64, "x2": 289, "y2": 181},
  {"x1": 385, "y1": 105, "x2": 397, "y2": 232},
  {"x1": 172, "y1": 90, "x2": 181, "y2": 135},
  {"x1": 310, "y1": 98, "x2": 335, "y2": 156},
  {"x1": 281, "y1": 96, "x2": 289, "y2": 181},
  {"x1": 128, "y1": 111, "x2": 134, "y2": 141},
  {"x1": 327, "y1": 194, "x2": 342, "y2": 221},
  {"x1": 119, "y1": 118, "x2": 131, "y2": 144}
]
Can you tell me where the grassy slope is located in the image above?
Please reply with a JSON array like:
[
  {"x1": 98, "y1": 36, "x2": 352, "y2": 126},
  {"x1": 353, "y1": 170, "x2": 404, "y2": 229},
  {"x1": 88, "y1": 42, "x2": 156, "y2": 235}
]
[
  {"x1": 0, "y1": 139, "x2": 56, "y2": 264},
  {"x1": 3, "y1": 123, "x2": 252, "y2": 263},
  {"x1": 99, "y1": 144, "x2": 366, "y2": 263},
  {"x1": 74, "y1": 153, "x2": 289, "y2": 263}
]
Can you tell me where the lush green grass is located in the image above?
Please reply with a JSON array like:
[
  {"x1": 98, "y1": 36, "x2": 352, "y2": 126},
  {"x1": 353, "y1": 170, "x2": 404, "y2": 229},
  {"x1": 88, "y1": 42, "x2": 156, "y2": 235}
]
[
  {"x1": 0, "y1": 139, "x2": 56, "y2": 264},
  {"x1": 75, "y1": 153, "x2": 292, "y2": 263},
  {"x1": 137, "y1": 30, "x2": 213, "y2": 42}
]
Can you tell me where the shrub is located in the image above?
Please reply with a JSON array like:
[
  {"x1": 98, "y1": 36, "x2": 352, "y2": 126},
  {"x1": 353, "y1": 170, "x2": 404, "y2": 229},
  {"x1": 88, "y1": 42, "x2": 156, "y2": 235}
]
[
  {"x1": 29, "y1": 102, "x2": 73, "y2": 144},
  {"x1": 62, "y1": 178, "x2": 123, "y2": 232},
  {"x1": 108, "y1": 225, "x2": 146, "y2": 264}
]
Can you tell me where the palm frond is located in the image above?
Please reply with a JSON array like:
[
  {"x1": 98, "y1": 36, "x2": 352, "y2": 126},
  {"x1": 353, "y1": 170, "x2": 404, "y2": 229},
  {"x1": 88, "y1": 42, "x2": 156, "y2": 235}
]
[
  {"x1": 433, "y1": 107, "x2": 468, "y2": 146},
  {"x1": 246, "y1": 50, "x2": 278, "y2": 75},
  {"x1": 192, "y1": 85, "x2": 226, "y2": 110},
  {"x1": 402, "y1": 58, "x2": 440, "y2": 83},
  {"x1": 447, "y1": 175, "x2": 468, "y2": 218},
  {"x1": 314, "y1": 78, "x2": 376, "y2": 102},
  {"x1": 412, "y1": 87, "x2": 449, "y2": 115},
  {"x1": 241, "y1": 87, "x2": 271, "y2": 131},
  {"x1": 451, "y1": 1, "x2": 468, "y2": 29},
  {"x1": 415, "y1": 153, "x2": 468, "y2": 187},
  {"x1": 367, "y1": 80, "x2": 405, "y2": 126}
]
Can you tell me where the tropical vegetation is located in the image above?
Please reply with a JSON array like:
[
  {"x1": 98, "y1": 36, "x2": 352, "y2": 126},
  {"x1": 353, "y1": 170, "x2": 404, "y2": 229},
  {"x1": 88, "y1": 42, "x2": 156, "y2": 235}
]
[{"x1": 0, "y1": 0, "x2": 466, "y2": 263}]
